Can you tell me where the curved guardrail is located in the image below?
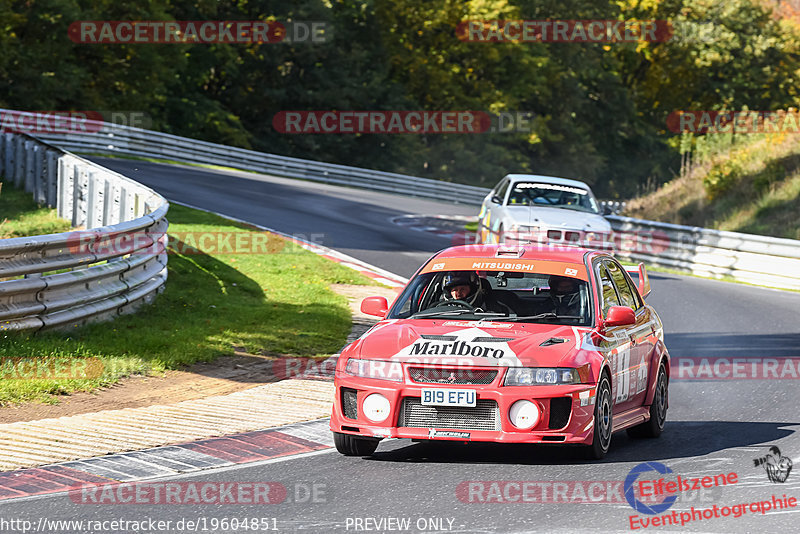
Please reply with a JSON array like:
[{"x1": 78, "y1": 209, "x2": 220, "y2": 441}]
[
  {"x1": 15, "y1": 110, "x2": 799, "y2": 292},
  {"x1": 0, "y1": 130, "x2": 168, "y2": 332},
  {"x1": 32, "y1": 117, "x2": 491, "y2": 205},
  {"x1": 608, "y1": 215, "x2": 800, "y2": 291}
]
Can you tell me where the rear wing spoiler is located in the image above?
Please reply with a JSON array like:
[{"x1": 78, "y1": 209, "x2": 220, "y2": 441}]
[{"x1": 623, "y1": 263, "x2": 651, "y2": 299}]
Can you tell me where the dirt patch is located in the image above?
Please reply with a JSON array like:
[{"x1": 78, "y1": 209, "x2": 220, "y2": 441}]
[{"x1": 0, "y1": 283, "x2": 396, "y2": 424}]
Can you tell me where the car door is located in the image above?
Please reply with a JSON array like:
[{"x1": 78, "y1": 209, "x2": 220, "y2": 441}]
[
  {"x1": 595, "y1": 261, "x2": 637, "y2": 413},
  {"x1": 605, "y1": 259, "x2": 651, "y2": 409}
]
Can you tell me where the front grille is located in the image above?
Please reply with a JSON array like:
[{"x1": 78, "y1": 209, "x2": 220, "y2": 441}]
[
  {"x1": 399, "y1": 398, "x2": 500, "y2": 431},
  {"x1": 548, "y1": 397, "x2": 572, "y2": 429},
  {"x1": 408, "y1": 367, "x2": 497, "y2": 385},
  {"x1": 341, "y1": 387, "x2": 358, "y2": 420}
]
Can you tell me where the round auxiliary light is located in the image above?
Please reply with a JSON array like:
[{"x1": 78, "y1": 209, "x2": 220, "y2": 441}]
[
  {"x1": 509, "y1": 400, "x2": 540, "y2": 430},
  {"x1": 362, "y1": 393, "x2": 391, "y2": 423}
]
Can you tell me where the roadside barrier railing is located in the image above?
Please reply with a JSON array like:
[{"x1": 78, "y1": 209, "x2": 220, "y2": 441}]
[
  {"x1": 0, "y1": 130, "x2": 168, "y2": 332},
  {"x1": 607, "y1": 215, "x2": 800, "y2": 291},
  {"x1": 13, "y1": 110, "x2": 799, "y2": 292},
  {"x1": 30, "y1": 117, "x2": 490, "y2": 205}
]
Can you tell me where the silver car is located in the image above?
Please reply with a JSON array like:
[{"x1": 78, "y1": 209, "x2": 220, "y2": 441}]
[{"x1": 477, "y1": 174, "x2": 613, "y2": 248}]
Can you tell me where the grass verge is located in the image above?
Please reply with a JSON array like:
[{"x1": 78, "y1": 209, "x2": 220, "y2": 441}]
[
  {"x1": 0, "y1": 184, "x2": 376, "y2": 405},
  {"x1": 0, "y1": 184, "x2": 72, "y2": 238}
]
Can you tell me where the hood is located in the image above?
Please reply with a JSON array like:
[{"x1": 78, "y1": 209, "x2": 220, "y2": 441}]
[
  {"x1": 506, "y1": 206, "x2": 611, "y2": 232},
  {"x1": 352, "y1": 319, "x2": 588, "y2": 368}
]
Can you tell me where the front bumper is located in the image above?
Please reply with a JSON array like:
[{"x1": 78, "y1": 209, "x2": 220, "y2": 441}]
[{"x1": 330, "y1": 369, "x2": 598, "y2": 445}]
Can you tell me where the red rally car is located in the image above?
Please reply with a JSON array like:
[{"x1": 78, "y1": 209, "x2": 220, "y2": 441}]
[{"x1": 330, "y1": 245, "x2": 670, "y2": 459}]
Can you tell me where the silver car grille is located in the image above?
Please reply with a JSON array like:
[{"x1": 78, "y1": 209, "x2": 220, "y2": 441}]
[{"x1": 399, "y1": 398, "x2": 500, "y2": 431}]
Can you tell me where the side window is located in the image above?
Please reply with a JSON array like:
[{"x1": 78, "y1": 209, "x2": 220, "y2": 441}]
[
  {"x1": 597, "y1": 264, "x2": 620, "y2": 317},
  {"x1": 606, "y1": 261, "x2": 638, "y2": 310},
  {"x1": 623, "y1": 275, "x2": 643, "y2": 310},
  {"x1": 495, "y1": 180, "x2": 510, "y2": 204}
]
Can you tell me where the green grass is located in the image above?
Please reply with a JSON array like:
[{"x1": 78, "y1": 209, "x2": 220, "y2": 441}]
[
  {"x1": 624, "y1": 134, "x2": 800, "y2": 240},
  {"x1": 0, "y1": 191, "x2": 376, "y2": 405},
  {"x1": 0, "y1": 182, "x2": 72, "y2": 238}
]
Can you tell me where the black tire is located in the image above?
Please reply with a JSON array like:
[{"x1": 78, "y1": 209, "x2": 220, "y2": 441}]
[
  {"x1": 584, "y1": 373, "x2": 613, "y2": 460},
  {"x1": 627, "y1": 363, "x2": 668, "y2": 439},
  {"x1": 333, "y1": 432, "x2": 380, "y2": 456}
]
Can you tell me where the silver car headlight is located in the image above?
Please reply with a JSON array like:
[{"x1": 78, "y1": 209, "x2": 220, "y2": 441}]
[{"x1": 504, "y1": 367, "x2": 581, "y2": 386}]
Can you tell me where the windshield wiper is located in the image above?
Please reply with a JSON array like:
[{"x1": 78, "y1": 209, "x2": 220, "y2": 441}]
[
  {"x1": 499, "y1": 312, "x2": 583, "y2": 322},
  {"x1": 409, "y1": 309, "x2": 474, "y2": 319},
  {"x1": 409, "y1": 309, "x2": 509, "y2": 320}
]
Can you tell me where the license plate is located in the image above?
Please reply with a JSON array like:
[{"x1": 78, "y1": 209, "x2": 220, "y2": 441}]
[{"x1": 421, "y1": 388, "x2": 476, "y2": 407}]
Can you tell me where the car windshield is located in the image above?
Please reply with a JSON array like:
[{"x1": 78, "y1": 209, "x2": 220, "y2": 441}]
[
  {"x1": 388, "y1": 270, "x2": 592, "y2": 326},
  {"x1": 507, "y1": 182, "x2": 599, "y2": 214}
]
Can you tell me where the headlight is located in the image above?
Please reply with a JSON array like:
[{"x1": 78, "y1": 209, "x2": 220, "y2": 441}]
[
  {"x1": 345, "y1": 358, "x2": 404, "y2": 382},
  {"x1": 504, "y1": 367, "x2": 580, "y2": 386}
]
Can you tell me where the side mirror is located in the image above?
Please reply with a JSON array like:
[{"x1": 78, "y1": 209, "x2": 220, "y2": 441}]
[
  {"x1": 491, "y1": 195, "x2": 503, "y2": 204},
  {"x1": 604, "y1": 306, "x2": 635, "y2": 327},
  {"x1": 361, "y1": 296, "x2": 388, "y2": 318}
]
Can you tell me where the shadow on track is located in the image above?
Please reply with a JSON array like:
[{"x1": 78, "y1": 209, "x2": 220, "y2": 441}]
[{"x1": 366, "y1": 421, "x2": 797, "y2": 465}]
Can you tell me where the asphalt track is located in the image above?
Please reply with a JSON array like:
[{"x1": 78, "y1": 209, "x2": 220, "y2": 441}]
[{"x1": 2, "y1": 158, "x2": 800, "y2": 533}]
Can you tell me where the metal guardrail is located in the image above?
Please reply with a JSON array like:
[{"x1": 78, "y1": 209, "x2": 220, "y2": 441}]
[
  {"x1": 0, "y1": 130, "x2": 168, "y2": 332},
  {"x1": 16, "y1": 111, "x2": 799, "y2": 292},
  {"x1": 608, "y1": 215, "x2": 800, "y2": 291},
  {"x1": 32, "y1": 118, "x2": 491, "y2": 205}
]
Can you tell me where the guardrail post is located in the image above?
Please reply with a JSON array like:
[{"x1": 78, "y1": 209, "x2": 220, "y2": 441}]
[
  {"x1": 86, "y1": 171, "x2": 97, "y2": 229},
  {"x1": 45, "y1": 150, "x2": 58, "y2": 207},
  {"x1": 24, "y1": 142, "x2": 35, "y2": 194},
  {"x1": 34, "y1": 145, "x2": 46, "y2": 204},
  {"x1": 119, "y1": 186, "x2": 128, "y2": 222},
  {"x1": 72, "y1": 164, "x2": 87, "y2": 228},
  {"x1": 2, "y1": 133, "x2": 12, "y2": 180},
  {"x1": 14, "y1": 136, "x2": 25, "y2": 186},
  {"x1": 102, "y1": 180, "x2": 113, "y2": 226}
]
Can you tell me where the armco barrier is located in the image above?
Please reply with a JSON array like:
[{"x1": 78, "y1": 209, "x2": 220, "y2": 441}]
[
  {"x1": 9, "y1": 110, "x2": 799, "y2": 292},
  {"x1": 608, "y1": 215, "x2": 800, "y2": 291},
  {"x1": 29, "y1": 116, "x2": 490, "y2": 205},
  {"x1": 0, "y1": 130, "x2": 168, "y2": 332}
]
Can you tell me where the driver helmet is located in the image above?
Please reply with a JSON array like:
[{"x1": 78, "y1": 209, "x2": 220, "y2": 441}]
[
  {"x1": 442, "y1": 272, "x2": 482, "y2": 305},
  {"x1": 548, "y1": 275, "x2": 580, "y2": 306}
]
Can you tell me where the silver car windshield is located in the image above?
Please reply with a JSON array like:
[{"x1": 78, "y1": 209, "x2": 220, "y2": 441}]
[{"x1": 507, "y1": 182, "x2": 599, "y2": 214}]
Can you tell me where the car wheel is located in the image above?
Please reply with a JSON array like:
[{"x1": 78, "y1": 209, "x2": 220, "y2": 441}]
[
  {"x1": 333, "y1": 432, "x2": 380, "y2": 456},
  {"x1": 584, "y1": 373, "x2": 612, "y2": 459},
  {"x1": 627, "y1": 363, "x2": 668, "y2": 439}
]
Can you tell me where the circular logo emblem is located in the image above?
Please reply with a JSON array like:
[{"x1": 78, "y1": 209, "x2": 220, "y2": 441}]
[{"x1": 624, "y1": 462, "x2": 677, "y2": 515}]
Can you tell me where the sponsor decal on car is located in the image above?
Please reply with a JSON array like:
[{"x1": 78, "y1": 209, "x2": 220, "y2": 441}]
[
  {"x1": 391, "y1": 328, "x2": 523, "y2": 367},
  {"x1": 429, "y1": 430, "x2": 471, "y2": 439}
]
